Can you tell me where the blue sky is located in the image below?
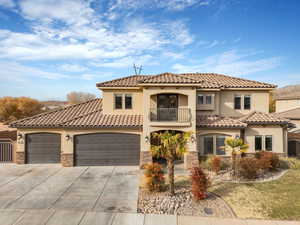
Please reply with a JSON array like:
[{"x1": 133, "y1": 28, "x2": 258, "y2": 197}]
[{"x1": 0, "y1": 0, "x2": 299, "y2": 100}]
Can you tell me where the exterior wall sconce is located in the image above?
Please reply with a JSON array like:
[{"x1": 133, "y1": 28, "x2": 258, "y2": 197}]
[
  {"x1": 65, "y1": 134, "x2": 71, "y2": 141},
  {"x1": 17, "y1": 133, "x2": 23, "y2": 140},
  {"x1": 191, "y1": 135, "x2": 196, "y2": 143},
  {"x1": 145, "y1": 136, "x2": 149, "y2": 143}
]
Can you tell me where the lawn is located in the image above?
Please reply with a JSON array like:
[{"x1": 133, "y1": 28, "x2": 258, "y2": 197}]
[{"x1": 209, "y1": 168, "x2": 300, "y2": 220}]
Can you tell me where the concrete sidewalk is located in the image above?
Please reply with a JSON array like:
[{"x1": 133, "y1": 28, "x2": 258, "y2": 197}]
[{"x1": 0, "y1": 209, "x2": 299, "y2": 225}]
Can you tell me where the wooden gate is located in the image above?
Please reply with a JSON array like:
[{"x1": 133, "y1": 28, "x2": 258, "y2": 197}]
[{"x1": 0, "y1": 141, "x2": 13, "y2": 162}]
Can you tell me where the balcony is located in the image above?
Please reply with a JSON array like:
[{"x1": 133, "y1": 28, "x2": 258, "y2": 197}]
[{"x1": 149, "y1": 108, "x2": 191, "y2": 123}]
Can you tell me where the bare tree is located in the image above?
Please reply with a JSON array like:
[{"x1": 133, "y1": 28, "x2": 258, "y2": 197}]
[{"x1": 67, "y1": 92, "x2": 96, "y2": 105}]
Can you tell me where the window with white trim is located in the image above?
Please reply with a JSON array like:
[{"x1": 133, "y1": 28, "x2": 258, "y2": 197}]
[
  {"x1": 201, "y1": 134, "x2": 228, "y2": 155},
  {"x1": 255, "y1": 135, "x2": 273, "y2": 151},
  {"x1": 197, "y1": 94, "x2": 214, "y2": 105},
  {"x1": 114, "y1": 94, "x2": 122, "y2": 109},
  {"x1": 234, "y1": 94, "x2": 252, "y2": 110}
]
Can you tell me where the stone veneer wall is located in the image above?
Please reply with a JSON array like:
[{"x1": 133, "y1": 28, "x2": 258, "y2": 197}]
[
  {"x1": 61, "y1": 153, "x2": 74, "y2": 167},
  {"x1": 184, "y1": 151, "x2": 199, "y2": 169},
  {"x1": 140, "y1": 151, "x2": 152, "y2": 168},
  {"x1": 16, "y1": 152, "x2": 25, "y2": 164}
]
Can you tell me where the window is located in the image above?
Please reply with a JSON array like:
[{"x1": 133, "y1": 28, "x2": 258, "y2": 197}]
[
  {"x1": 206, "y1": 95, "x2": 212, "y2": 104},
  {"x1": 203, "y1": 136, "x2": 214, "y2": 155},
  {"x1": 265, "y1": 135, "x2": 273, "y2": 151},
  {"x1": 114, "y1": 94, "x2": 122, "y2": 109},
  {"x1": 255, "y1": 136, "x2": 262, "y2": 151},
  {"x1": 234, "y1": 95, "x2": 241, "y2": 109},
  {"x1": 125, "y1": 94, "x2": 132, "y2": 109},
  {"x1": 244, "y1": 95, "x2": 251, "y2": 110},
  {"x1": 216, "y1": 135, "x2": 226, "y2": 155},
  {"x1": 197, "y1": 94, "x2": 204, "y2": 104}
]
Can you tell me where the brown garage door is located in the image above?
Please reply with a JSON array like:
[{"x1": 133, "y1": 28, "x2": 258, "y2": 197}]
[
  {"x1": 74, "y1": 133, "x2": 140, "y2": 166},
  {"x1": 26, "y1": 133, "x2": 61, "y2": 164}
]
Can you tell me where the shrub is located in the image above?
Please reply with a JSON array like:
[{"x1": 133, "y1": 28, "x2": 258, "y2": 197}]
[
  {"x1": 210, "y1": 156, "x2": 221, "y2": 174},
  {"x1": 199, "y1": 155, "x2": 213, "y2": 170},
  {"x1": 143, "y1": 163, "x2": 165, "y2": 192},
  {"x1": 285, "y1": 158, "x2": 300, "y2": 170},
  {"x1": 255, "y1": 151, "x2": 280, "y2": 170},
  {"x1": 239, "y1": 158, "x2": 261, "y2": 179},
  {"x1": 220, "y1": 159, "x2": 231, "y2": 171},
  {"x1": 190, "y1": 167, "x2": 210, "y2": 200},
  {"x1": 278, "y1": 158, "x2": 290, "y2": 170}
]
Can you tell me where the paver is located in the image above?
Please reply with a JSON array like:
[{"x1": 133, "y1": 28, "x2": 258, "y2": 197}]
[
  {"x1": 93, "y1": 199, "x2": 137, "y2": 213},
  {"x1": 14, "y1": 209, "x2": 55, "y2": 225},
  {"x1": 111, "y1": 213, "x2": 144, "y2": 225},
  {"x1": 178, "y1": 216, "x2": 215, "y2": 225},
  {"x1": 144, "y1": 214, "x2": 177, "y2": 225},
  {"x1": 45, "y1": 210, "x2": 86, "y2": 225},
  {"x1": 52, "y1": 195, "x2": 99, "y2": 210},
  {"x1": 0, "y1": 209, "x2": 24, "y2": 225},
  {"x1": 7, "y1": 195, "x2": 59, "y2": 209},
  {"x1": 79, "y1": 212, "x2": 115, "y2": 225}
]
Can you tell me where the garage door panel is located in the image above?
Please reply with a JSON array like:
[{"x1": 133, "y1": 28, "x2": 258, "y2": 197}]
[
  {"x1": 26, "y1": 133, "x2": 61, "y2": 164},
  {"x1": 74, "y1": 133, "x2": 140, "y2": 166}
]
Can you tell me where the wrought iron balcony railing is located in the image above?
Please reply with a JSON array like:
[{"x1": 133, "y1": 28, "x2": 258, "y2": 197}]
[{"x1": 149, "y1": 108, "x2": 191, "y2": 122}]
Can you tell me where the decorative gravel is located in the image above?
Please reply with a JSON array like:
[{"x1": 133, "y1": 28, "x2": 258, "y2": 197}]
[{"x1": 138, "y1": 187, "x2": 235, "y2": 218}]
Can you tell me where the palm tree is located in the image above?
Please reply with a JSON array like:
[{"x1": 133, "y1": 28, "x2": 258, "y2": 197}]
[
  {"x1": 224, "y1": 137, "x2": 248, "y2": 177},
  {"x1": 151, "y1": 131, "x2": 192, "y2": 196}
]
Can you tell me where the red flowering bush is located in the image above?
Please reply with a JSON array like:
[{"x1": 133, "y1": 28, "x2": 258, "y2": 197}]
[
  {"x1": 210, "y1": 156, "x2": 221, "y2": 174},
  {"x1": 143, "y1": 163, "x2": 165, "y2": 192},
  {"x1": 190, "y1": 167, "x2": 210, "y2": 200}
]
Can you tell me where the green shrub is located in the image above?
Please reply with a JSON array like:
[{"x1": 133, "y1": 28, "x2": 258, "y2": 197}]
[
  {"x1": 278, "y1": 158, "x2": 290, "y2": 170},
  {"x1": 143, "y1": 163, "x2": 165, "y2": 192},
  {"x1": 239, "y1": 157, "x2": 261, "y2": 179},
  {"x1": 190, "y1": 167, "x2": 210, "y2": 200},
  {"x1": 199, "y1": 155, "x2": 213, "y2": 170},
  {"x1": 285, "y1": 158, "x2": 300, "y2": 170}
]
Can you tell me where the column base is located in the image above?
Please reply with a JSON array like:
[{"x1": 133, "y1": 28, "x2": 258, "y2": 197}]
[
  {"x1": 16, "y1": 152, "x2": 25, "y2": 164},
  {"x1": 184, "y1": 151, "x2": 199, "y2": 170},
  {"x1": 140, "y1": 151, "x2": 152, "y2": 168},
  {"x1": 61, "y1": 153, "x2": 74, "y2": 167}
]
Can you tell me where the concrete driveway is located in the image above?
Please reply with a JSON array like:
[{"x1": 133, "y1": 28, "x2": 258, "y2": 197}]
[{"x1": 0, "y1": 164, "x2": 139, "y2": 213}]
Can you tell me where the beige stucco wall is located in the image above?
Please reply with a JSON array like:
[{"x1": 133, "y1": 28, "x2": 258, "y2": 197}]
[
  {"x1": 142, "y1": 87, "x2": 197, "y2": 153},
  {"x1": 276, "y1": 99, "x2": 300, "y2": 113},
  {"x1": 16, "y1": 128, "x2": 142, "y2": 155},
  {"x1": 102, "y1": 89, "x2": 143, "y2": 115},
  {"x1": 244, "y1": 125, "x2": 285, "y2": 154},
  {"x1": 219, "y1": 90, "x2": 270, "y2": 117}
]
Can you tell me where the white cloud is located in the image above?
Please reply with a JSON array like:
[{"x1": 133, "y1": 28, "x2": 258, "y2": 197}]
[
  {"x1": 0, "y1": 61, "x2": 69, "y2": 82},
  {"x1": 81, "y1": 74, "x2": 96, "y2": 80},
  {"x1": 163, "y1": 52, "x2": 185, "y2": 60},
  {"x1": 172, "y1": 50, "x2": 281, "y2": 75},
  {"x1": 60, "y1": 64, "x2": 87, "y2": 72},
  {"x1": 206, "y1": 40, "x2": 218, "y2": 48},
  {"x1": 0, "y1": 0, "x2": 15, "y2": 8}
]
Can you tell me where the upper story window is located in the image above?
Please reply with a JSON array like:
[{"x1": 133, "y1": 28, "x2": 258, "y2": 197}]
[
  {"x1": 234, "y1": 94, "x2": 251, "y2": 110},
  {"x1": 125, "y1": 94, "x2": 132, "y2": 109},
  {"x1": 197, "y1": 94, "x2": 213, "y2": 105},
  {"x1": 244, "y1": 95, "x2": 251, "y2": 110},
  {"x1": 114, "y1": 94, "x2": 123, "y2": 109},
  {"x1": 234, "y1": 95, "x2": 241, "y2": 109}
]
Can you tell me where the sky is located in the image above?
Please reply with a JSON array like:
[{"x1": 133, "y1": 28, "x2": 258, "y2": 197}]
[{"x1": 0, "y1": 0, "x2": 299, "y2": 100}]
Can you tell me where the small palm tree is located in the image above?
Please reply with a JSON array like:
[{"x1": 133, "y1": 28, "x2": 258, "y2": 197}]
[
  {"x1": 151, "y1": 131, "x2": 192, "y2": 196},
  {"x1": 224, "y1": 137, "x2": 248, "y2": 177}
]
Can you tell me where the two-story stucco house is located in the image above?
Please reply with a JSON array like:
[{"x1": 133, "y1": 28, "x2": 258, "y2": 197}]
[{"x1": 10, "y1": 73, "x2": 291, "y2": 168}]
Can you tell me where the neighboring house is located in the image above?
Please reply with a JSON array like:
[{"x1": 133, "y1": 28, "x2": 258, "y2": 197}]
[
  {"x1": 41, "y1": 100, "x2": 68, "y2": 111},
  {"x1": 0, "y1": 123, "x2": 17, "y2": 163},
  {"x1": 10, "y1": 73, "x2": 292, "y2": 168},
  {"x1": 275, "y1": 107, "x2": 300, "y2": 157},
  {"x1": 275, "y1": 95, "x2": 300, "y2": 113}
]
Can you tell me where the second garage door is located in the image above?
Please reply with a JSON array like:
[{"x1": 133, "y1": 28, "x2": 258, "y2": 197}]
[{"x1": 74, "y1": 133, "x2": 140, "y2": 166}]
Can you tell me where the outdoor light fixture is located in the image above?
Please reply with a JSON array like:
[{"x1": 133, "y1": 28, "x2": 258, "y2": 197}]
[
  {"x1": 17, "y1": 133, "x2": 23, "y2": 140},
  {"x1": 65, "y1": 134, "x2": 71, "y2": 141},
  {"x1": 145, "y1": 136, "x2": 149, "y2": 143},
  {"x1": 191, "y1": 135, "x2": 196, "y2": 143}
]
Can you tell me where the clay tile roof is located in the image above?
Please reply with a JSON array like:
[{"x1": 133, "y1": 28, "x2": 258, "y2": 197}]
[
  {"x1": 288, "y1": 132, "x2": 300, "y2": 140},
  {"x1": 197, "y1": 115, "x2": 247, "y2": 128},
  {"x1": 96, "y1": 75, "x2": 150, "y2": 87},
  {"x1": 240, "y1": 111, "x2": 290, "y2": 125},
  {"x1": 96, "y1": 73, "x2": 275, "y2": 89},
  {"x1": 274, "y1": 107, "x2": 300, "y2": 120},
  {"x1": 10, "y1": 98, "x2": 142, "y2": 129}
]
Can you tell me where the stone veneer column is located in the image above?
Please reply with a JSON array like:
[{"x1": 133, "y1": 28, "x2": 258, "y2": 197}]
[
  {"x1": 61, "y1": 153, "x2": 74, "y2": 167},
  {"x1": 16, "y1": 152, "x2": 25, "y2": 164},
  {"x1": 184, "y1": 151, "x2": 199, "y2": 169},
  {"x1": 140, "y1": 151, "x2": 152, "y2": 168}
]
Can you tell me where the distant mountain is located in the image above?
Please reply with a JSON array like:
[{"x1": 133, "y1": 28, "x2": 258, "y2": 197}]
[{"x1": 273, "y1": 84, "x2": 300, "y2": 100}]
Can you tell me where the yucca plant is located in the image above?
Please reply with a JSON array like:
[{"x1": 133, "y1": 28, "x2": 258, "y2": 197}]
[
  {"x1": 151, "y1": 131, "x2": 192, "y2": 196},
  {"x1": 223, "y1": 137, "x2": 248, "y2": 177}
]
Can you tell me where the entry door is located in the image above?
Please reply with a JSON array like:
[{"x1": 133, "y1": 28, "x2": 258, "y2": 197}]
[{"x1": 157, "y1": 94, "x2": 178, "y2": 121}]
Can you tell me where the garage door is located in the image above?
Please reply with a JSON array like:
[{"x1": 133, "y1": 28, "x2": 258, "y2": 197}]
[
  {"x1": 26, "y1": 133, "x2": 61, "y2": 164},
  {"x1": 74, "y1": 133, "x2": 140, "y2": 166}
]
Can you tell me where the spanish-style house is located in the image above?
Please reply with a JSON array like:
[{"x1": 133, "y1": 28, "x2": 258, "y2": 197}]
[{"x1": 10, "y1": 73, "x2": 292, "y2": 168}]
